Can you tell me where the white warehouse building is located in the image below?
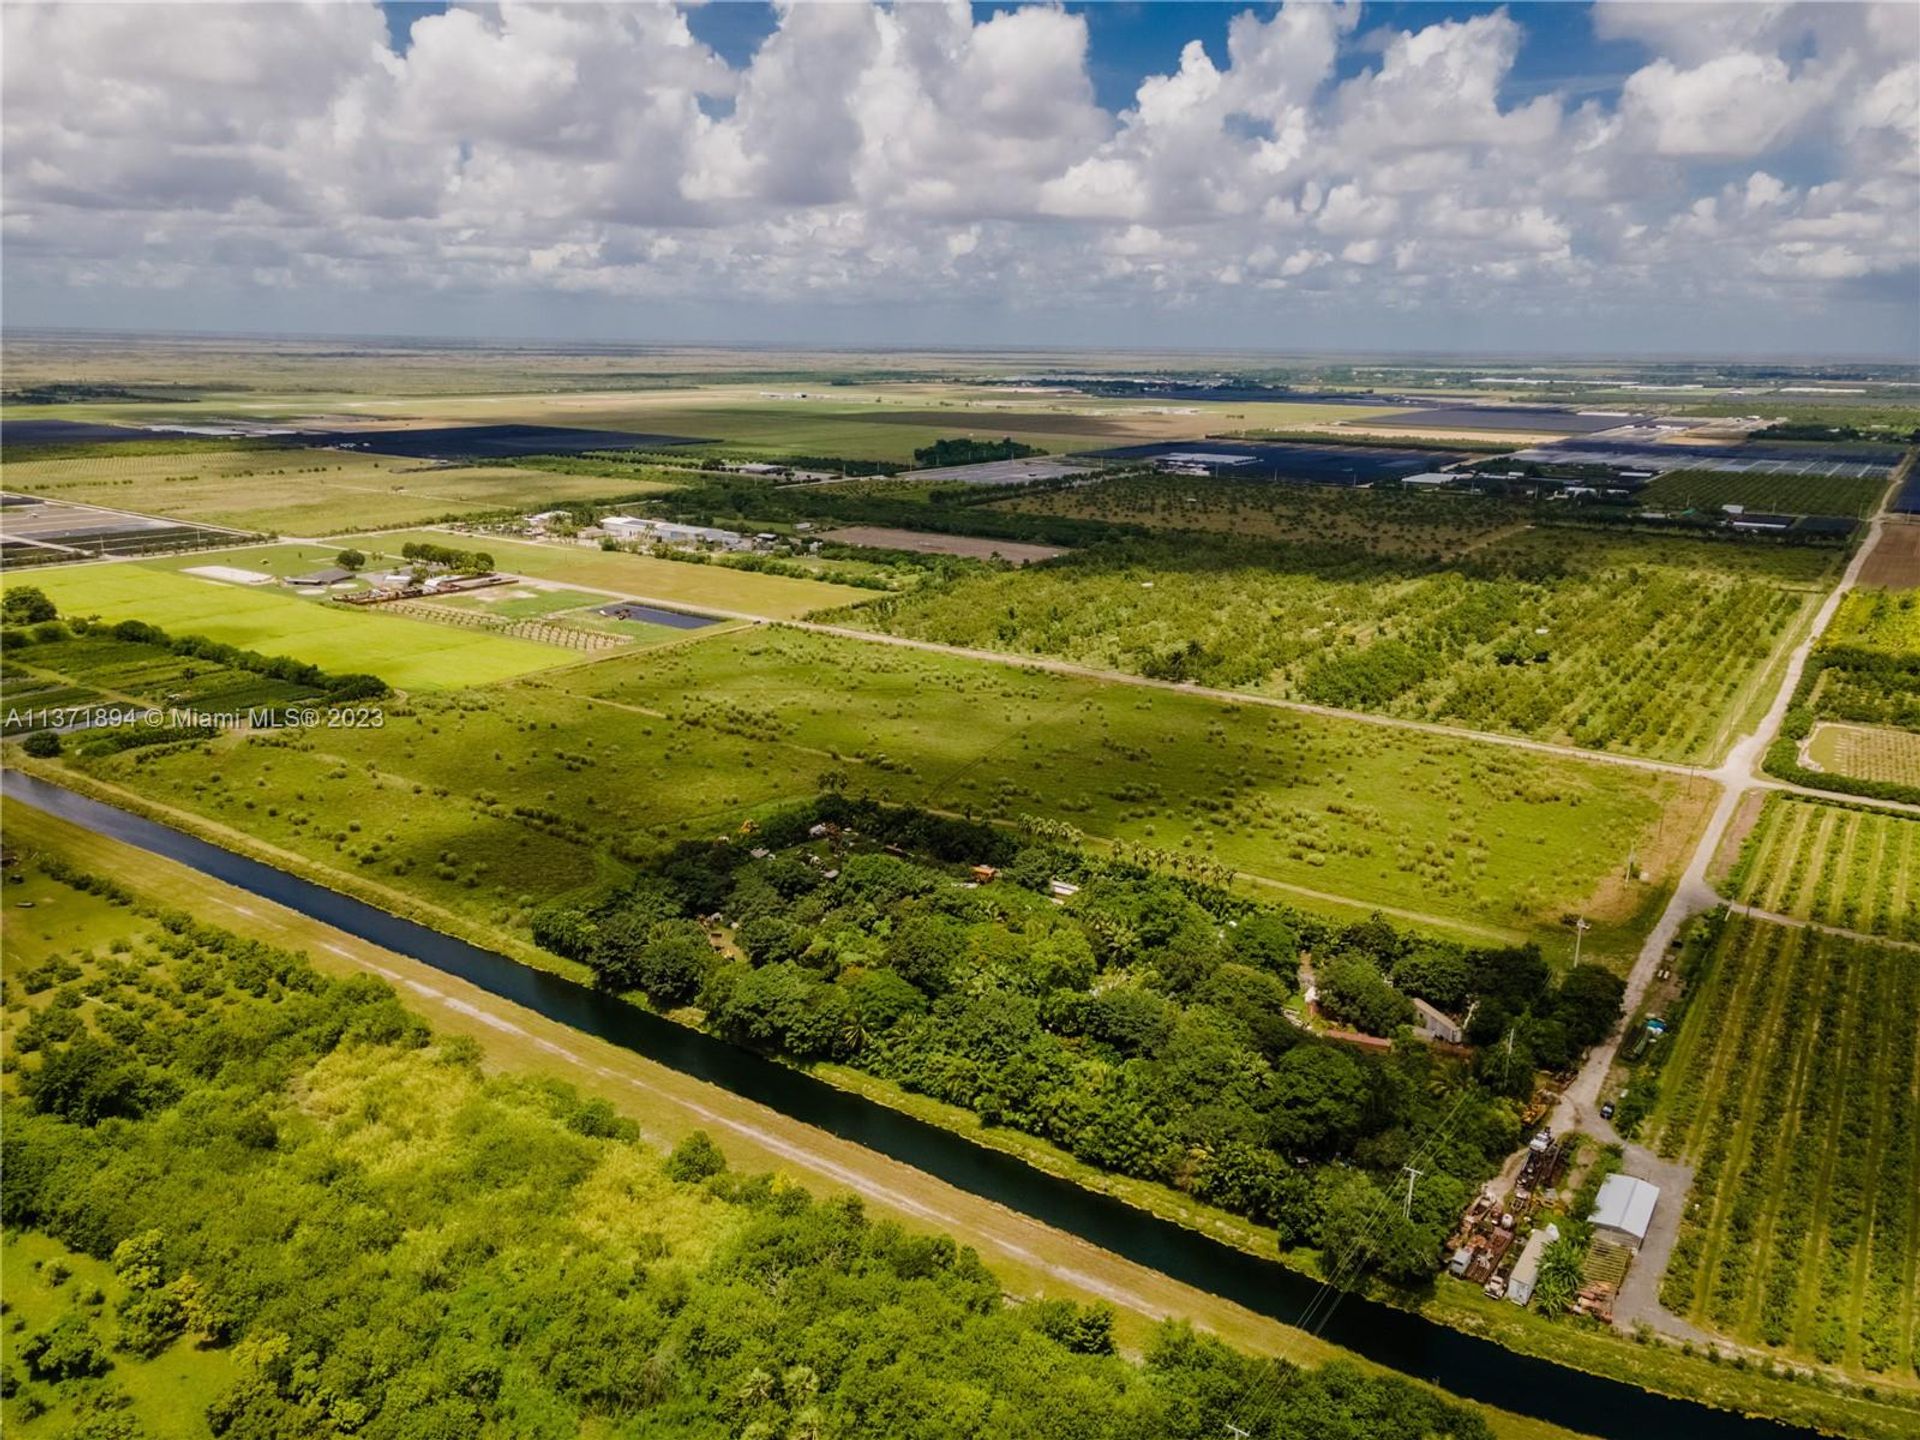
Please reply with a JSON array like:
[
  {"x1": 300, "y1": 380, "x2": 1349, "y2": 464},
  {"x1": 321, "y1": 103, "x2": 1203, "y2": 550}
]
[{"x1": 1590, "y1": 1174, "x2": 1660, "y2": 1250}]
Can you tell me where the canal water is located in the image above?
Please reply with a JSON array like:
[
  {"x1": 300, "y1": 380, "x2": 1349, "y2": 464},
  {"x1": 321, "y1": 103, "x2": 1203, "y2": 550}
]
[{"x1": 5, "y1": 774, "x2": 1813, "y2": 1440}]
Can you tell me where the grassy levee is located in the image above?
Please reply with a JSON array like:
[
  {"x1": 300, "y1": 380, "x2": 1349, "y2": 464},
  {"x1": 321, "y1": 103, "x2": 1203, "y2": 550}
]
[
  {"x1": 10, "y1": 799, "x2": 1919, "y2": 1440},
  {"x1": 0, "y1": 801, "x2": 1588, "y2": 1440}
]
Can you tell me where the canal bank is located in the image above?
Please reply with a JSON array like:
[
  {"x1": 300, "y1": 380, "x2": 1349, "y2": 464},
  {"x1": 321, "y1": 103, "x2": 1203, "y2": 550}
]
[{"x1": 1, "y1": 771, "x2": 1839, "y2": 1440}]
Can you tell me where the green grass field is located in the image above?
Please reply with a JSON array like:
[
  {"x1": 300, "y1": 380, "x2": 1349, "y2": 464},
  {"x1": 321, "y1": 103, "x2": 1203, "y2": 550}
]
[
  {"x1": 18, "y1": 558, "x2": 568, "y2": 690},
  {"x1": 1637, "y1": 468, "x2": 1890, "y2": 518},
  {"x1": 1727, "y1": 794, "x2": 1919, "y2": 941},
  {"x1": 0, "y1": 445, "x2": 678, "y2": 535},
  {"x1": 358, "y1": 528, "x2": 874, "y2": 620},
  {"x1": 1647, "y1": 916, "x2": 1920, "y2": 1375},
  {"x1": 32, "y1": 624, "x2": 1696, "y2": 956},
  {"x1": 835, "y1": 527, "x2": 1834, "y2": 763}
]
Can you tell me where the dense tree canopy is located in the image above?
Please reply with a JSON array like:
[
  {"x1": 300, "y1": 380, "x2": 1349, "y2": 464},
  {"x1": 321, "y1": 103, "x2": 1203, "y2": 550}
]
[
  {"x1": 536, "y1": 797, "x2": 1620, "y2": 1282},
  {"x1": 0, "y1": 860, "x2": 1495, "y2": 1440}
]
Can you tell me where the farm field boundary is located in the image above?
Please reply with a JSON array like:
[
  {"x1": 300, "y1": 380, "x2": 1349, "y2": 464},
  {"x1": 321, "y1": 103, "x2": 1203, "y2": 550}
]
[
  {"x1": 1644, "y1": 915, "x2": 1920, "y2": 1379},
  {"x1": 1722, "y1": 792, "x2": 1919, "y2": 942}
]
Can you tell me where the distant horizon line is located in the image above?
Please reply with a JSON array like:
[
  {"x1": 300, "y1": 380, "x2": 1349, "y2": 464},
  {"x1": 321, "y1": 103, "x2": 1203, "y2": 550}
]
[{"x1": 4, "y1": 322, "x2": 1917, "y2": 371}]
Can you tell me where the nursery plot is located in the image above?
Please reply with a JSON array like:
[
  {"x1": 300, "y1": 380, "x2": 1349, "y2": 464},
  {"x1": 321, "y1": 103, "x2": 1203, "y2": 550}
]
[
  {"x1": 1647, "y1": 917, "x2": 1920, "y2": 1374},
  {"x1": 1637, "y1": 467, "x2": 1889, "y2": 518},
  {"x1": 1807, "y1": 722, "x2": 1920, "y2": 788},
  {"x1": 21, "y1": 558, "x2": 566, "y2": 690},
  {"x1": 360, "y1": 529, "x2": 873, "y2": 620},
  {"x1": 1728, "y1": 794, "x2": 1919, "y2": 942}
]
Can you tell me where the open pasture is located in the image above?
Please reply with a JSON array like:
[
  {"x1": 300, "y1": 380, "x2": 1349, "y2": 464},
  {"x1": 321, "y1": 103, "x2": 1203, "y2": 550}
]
[
  {"x1": 48, "y1": 624, "x2": 1692, "y2": 954},
  {"x1": 18, "y1": 558, "x2": 567, "y2": 690},
  {"x1": 1638, "y1": 467, "x2": 1889, "y2": 518},
  {"x1": 1728, "y1": 794, "x2": 1919, "y2": 941},
  {"x1": 837, "y1": 527, "x2": 1834, "y2": 763},
  {"x1": 1807, "y1": 722, "x2": 1920, "y2": 788},
  {"x1": 0, "y1": 445, "x2": 679, "y2": 536},
  {"x1": 1647, "y1": 917, "x2": 1920, "y2": 1375},
  {"x1": 1000, "y1": 476, "x2": 1523, "y2": 558},
  {"x1": 361, "y1": 528, "x2": 872, "y2": 620}
]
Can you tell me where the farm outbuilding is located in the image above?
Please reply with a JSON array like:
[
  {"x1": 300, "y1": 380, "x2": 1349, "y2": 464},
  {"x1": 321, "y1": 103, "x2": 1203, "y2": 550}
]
[
  {"x1": 1591, "y1": 1174, "x2": 1660, "y2": 1249},
  {"x1": 1411, "y1": 997, "x2": 1465, "y2": 1044},
  {"x1": 285, "y1": 566, "x2": 355, "y2": 586},
  {"x1": 1506, "y1": 1222, "x2": 1559, "y2": 1306}
]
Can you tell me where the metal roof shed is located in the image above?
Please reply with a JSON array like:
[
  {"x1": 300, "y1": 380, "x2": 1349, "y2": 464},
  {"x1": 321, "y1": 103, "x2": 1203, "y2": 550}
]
[{"x1": 1591, "y1": 1174, "x2": 1659, "y2": 1246}]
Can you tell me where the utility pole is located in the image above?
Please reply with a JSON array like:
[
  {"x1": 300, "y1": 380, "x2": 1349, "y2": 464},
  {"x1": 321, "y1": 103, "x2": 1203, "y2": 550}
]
[
  {"x1": 1572, "y1": 915, "x2": 1591, "y2": 968},
  {"x1": 1226, "y1": 1426, "x2": 1251, "y2": 1440},
  {"x1": 1400, "y1": 1164, "x2": 1424, "y2": 1220}
]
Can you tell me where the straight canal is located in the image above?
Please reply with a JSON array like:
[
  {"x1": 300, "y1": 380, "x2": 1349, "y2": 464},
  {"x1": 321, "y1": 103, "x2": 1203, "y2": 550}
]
[{"x1": 6, "y1": 773, "x2": 1817, "y2": 1440}]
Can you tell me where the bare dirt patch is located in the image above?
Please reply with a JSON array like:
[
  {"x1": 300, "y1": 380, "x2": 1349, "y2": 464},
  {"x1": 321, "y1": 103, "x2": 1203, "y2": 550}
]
[
  {"x1": 1857, "y1": 518, "x2": 1920, "y2": 590},
  {"x1": 817, "y1": 525, "x2": 1067, "y2": 565}
]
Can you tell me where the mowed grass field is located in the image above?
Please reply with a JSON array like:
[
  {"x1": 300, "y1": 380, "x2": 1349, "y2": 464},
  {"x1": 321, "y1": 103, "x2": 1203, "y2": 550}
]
[
  {"x1": 1637, "y1": 467, "x2": 1890, "y2": 518},
  {"x1": 0, "y1": 446, "x2": 677, "y2": 535},
  {"x1": 39, "y1": 624, "x2": 1698, "y2": 955},
  {"x1": 1727, "y1": 794, "x2": 1919, "y2": 941},
  {"x1": 18, "y1": 558, "x2": 567, "y2": 690},
  {"x1": 1808, "y1": 721, "x2": 1920, "y2": 788},
  {"x1": 360, "y1": 528, "x2": 874, "y2": 620},
  {"x1": 1648, "y1": 917, "x2": 1920, "y2": 1376}
]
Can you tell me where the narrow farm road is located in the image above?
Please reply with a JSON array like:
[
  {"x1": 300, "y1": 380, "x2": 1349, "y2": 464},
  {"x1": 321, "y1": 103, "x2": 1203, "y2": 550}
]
[
  {"x1": 1550, "y1": 461, "x2": 1910, "y2": 1147},
  {"x1": 395, "y1": 522, "x2": 1715, "y2": 779},
  {"x1": 1723, "y1": 901, "x2": 1920, "y2": 953},
  {"x1": 788, "y1": 620, "x2": 1708, "y2": 779}
]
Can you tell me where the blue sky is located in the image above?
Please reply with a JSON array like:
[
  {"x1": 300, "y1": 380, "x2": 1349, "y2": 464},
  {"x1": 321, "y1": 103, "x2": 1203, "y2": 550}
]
[{"x1": 7, "y1": 2, "x2": 1916, "y2": 357}]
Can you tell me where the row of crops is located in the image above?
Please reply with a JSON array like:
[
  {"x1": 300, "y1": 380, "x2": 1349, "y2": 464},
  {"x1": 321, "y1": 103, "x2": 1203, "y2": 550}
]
[
  {"x1": 1729, "y1": 795, "x2": 1920, "y2": 942},
  {"x1": 2, "y1": 631, "x2": 330, "y2": 729},
  {"x1": 845, "y1": 527, "x2": 1830, "y2": 762},
  {"x1": 1810, "y1": 721, "x2": 1920, "y2": 788},
  {"x1": 1648, "y1": 918, "x2": 1919, "y2": 1373},
  {"x1": 1638, "y1": 467, "x2": 1891, "y2": 519}
]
